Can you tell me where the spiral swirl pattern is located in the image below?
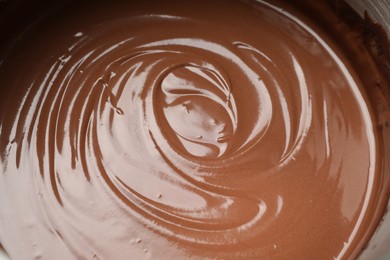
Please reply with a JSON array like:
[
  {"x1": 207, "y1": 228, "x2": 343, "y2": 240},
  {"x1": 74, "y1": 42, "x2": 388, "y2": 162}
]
[{"x1": 0, "y1": 0, "x2": 379, "y2": 259}]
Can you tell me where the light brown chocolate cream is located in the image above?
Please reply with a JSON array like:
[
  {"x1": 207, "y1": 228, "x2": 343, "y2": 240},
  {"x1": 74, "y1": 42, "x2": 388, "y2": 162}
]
[{"x1": 0, "y1": 0, "x2": 388, "y2": 259}]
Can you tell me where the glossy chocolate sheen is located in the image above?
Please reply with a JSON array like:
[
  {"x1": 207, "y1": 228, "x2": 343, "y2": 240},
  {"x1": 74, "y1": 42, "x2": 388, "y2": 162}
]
[{"x1": 0, "y1": 0, "x2": 389, "y2": 259}]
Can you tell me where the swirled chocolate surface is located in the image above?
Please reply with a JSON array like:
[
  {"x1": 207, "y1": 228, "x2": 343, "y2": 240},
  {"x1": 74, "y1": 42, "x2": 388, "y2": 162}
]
[{"x1": 0, "y1": 0, "x2": 387, "y2": 259}]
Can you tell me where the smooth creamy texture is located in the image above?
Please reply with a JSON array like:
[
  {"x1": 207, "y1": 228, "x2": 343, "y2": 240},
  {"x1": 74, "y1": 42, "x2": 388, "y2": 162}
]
[{"x1": 0, "y1": 0, "x2": 386, "y2": 259}]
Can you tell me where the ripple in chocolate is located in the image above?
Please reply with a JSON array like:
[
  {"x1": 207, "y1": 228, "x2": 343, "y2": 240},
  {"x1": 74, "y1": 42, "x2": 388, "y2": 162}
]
[{"x1": 0, "y1": 0, "x2": 386, "y2": 259}]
